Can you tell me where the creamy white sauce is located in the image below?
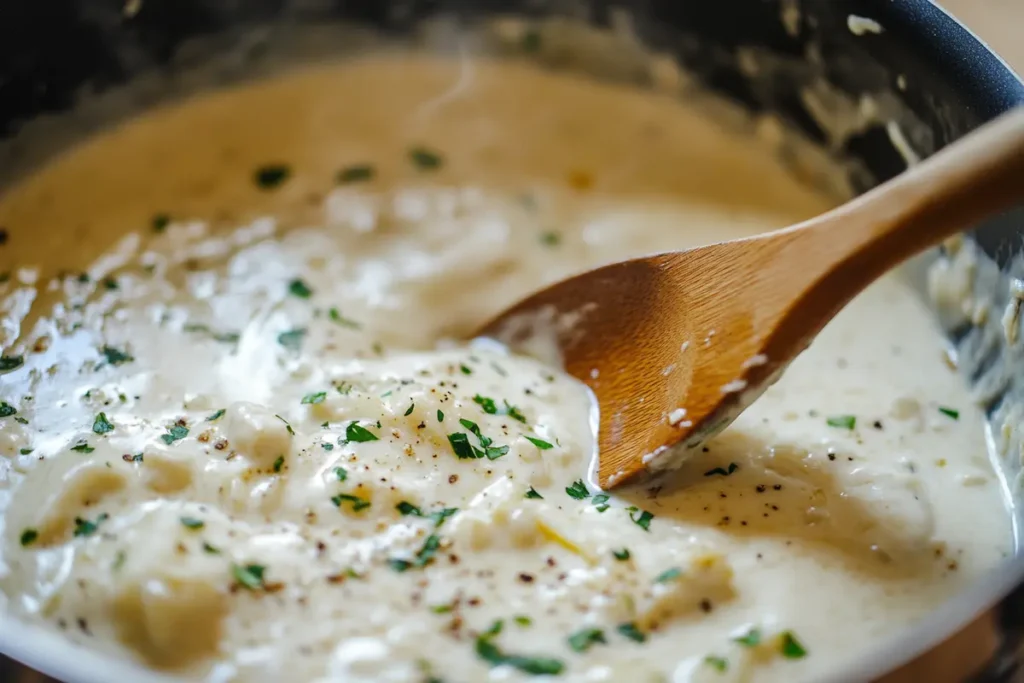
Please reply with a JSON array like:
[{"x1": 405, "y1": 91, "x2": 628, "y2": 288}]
[{"x1": 0, "y1": 55, "x2": 1012, "y2": 682}]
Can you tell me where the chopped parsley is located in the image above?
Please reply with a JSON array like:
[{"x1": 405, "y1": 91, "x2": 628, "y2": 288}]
[
  {"x1": 514, "y1": 615, "x2": 532, "y2": 627},
  {"x1": 655, "y1": 567, "x2": 683, "y2": 583},
  {"x1": 567, "y1": 627, "x2": 606, "y2": 653},
  {"x1": 437, "y1": 410, "x2": 444, "y2": 422},
  {"x1": 525, "y1": 436, "x2": 553, "y2": 450},
  {"x1": 344, "y1": 422, "x2": 379, "y2": 443},
  {"x1": 430, "y1": 603, "x2": 453, "y2": 614},
  {"x1": 396, "y1": 501, "x2": 422, "y2": 516},
  {"x1": 472, "y1": 395, "x2": 528, "y2": 423},
  {"x1": 337, "y1": 164, "x2": 375, "y2": 184},
  {"x1": 301, "y1": 391, "x2": 327, "y2": 405},
  {"x1": 389, "y1": 533, "x2": 441, "y2": 572},
  {"x1": 430, "y1": 508, "x2": 459, "y2": 526},
  {"x1": 180, "y1": 517, "x2": 205, "y2": 530},
  {"x1": 334, "y1": 466, "x2": 348, "y2": 482},
  {"x1": 73, "y1": 513, "x2": 109, "y2": 538},
  {"x1": 70, "y1": 440, "x2": 94, "y2": 453},
  {"x1": 254, "y1": 163, "x2": 291, "y2": 189},
  {"x1": 277, "y1": 414, "x2": 295, "y2": 436},
  {"x1": 525, "y1": 486, "x2": 543, "y2": 499},
  {"x1": 396, "y1": 502, "x2": 458, "y2": 526},
  {"x1": 232, "y1": 563, "x2": 267, "y2": 590},
  {"x1": 19, "y1": 529, "x2": 38, "y2": 547},
  {"x1": 332, "y1": 493, "x2": 371, "y2": 512},
  {"x1": 0, "y1": 355, "x2": 24, "y2": 372},
  {"x1": 328, "y1": 307, "x2": 361, "y2": 329},
  {"x1": 704, "y1": 462, "x2": 739, "y2": 477},
  {"x1": 409, "y1": 147, "x2": 444, "y2": 171},
  {"x1": 404, "y1": 403, "x2": 415, "y2": 417},
  {"x1": 272, "y1": 455, "x2": 285, "y2": 473},
  {"x1": 473, "y1": 395, "x2": 498, "y2": 414},
  {"x1": 591, "y1": 494, "x2": 610, "y2": 512},
  {"x1": 475, "y1": 623, "x2": 564, "y2": 675},
  {"x1": 628, "y1": 507, "x2": 654, "y2": 531},
  {"x1": 779, "y1": 631, "x2": 807, "y2": 659},
  {"x1": 100, "y1": 346, "x2": 134, "y2": 366},
  {"x1": 565, "y1": 480, "x2": 589, "y2": 500},
  {"x1": 152, "y1": 213, "x2": 171, "y2": 232},
  {"x1": 448, "y1": 433, "x2": 476, "y2": 459},
  {"x1": 612, "y1": 548, "x2": 630, "y2": 561},
  {"x1": 160, "y1": 424, "x2": 189, "y2": 445},
  {"x1": 277, "y1": 328, "x2": 307, "y2": 352},
  {"x1": 733, "y1": 627, "x2": 762, "y2": 647},
  {"x1": 459, "y1": 364, "x2": 473, "y2": 375},
  {"x1": 447, "y1": 420, "x2": 507, "y2": 460},
  {"x1": 616, "y1": 622, "x2": 646, "y2": 643},
  {"x1": 205, "y1": 408, "x2": 226, "y2": 422},
  {"x1": 826, "y1": 415, "x2": 856, "y2": 430},
  {"x1": 505, "y1": 402, "x2": 527, "y2": 423},
  {"x1": 19, "y1": 448, "x2": 32, "y2": 455},
  {"x1": 938, "y1": 406, "x2": 960, "y2": 420},
  {"x1": 202, "y1": 542, "x2": 221, "y2": 555},
  {"x1": 0, "y1": 401, "x2": 16, "y2": 418},
  {"x1": 92, "y1": 412, "x2": 115, "y2": 435},
  {"x1": 704, "y1": 655, "x2": 728, "y2": 672},
  {"x1": 288, "y1": 278, "x2": 314, "y2": 299}
]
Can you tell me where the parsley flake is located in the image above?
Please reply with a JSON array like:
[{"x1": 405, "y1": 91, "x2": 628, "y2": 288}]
[
  {"x1": 628, "y1": 507, "x2": 654, "y2": 531},
  {"x1": 565, "y1": 480, "x2": 589, "y2": 500},
  {"x1": 938, "y1": 406, "x2": 960, "y2": 420},
  {"x1": 409, "y1": 147, "x2": 443, "y2": 171},
  {"x1": 152, "y1": 213, "x2": 171, "y2": 232},
  {"x1": 475, "y1": 627, "x2": 564, "y2": 675},
  {"x1": 332, "y1": 493, "x2": 371, "y2": 512},
  {"x1": 100, "y1": 346, "x2": 133, "y2": 366},
  {"x1": 344, "y1": 422, "x2": 379, "y2": 443},
  {"x1": 334, "y1": 466, "x2": 348, "y2": 482},
  {"x1": 826, "y1": 415, "x2": 856, "y2": 430},
  {"x1": 704, "y1": 462, "x2": 739, "y2": 477},
  {"x1": 591, "y1": 493, "x2": 610, "y2": 512},
  {"x1": 70, "y1": 440, "x2": 94, "y2": 453},
  {"x1": 567, "y1": 627, "x2": 606, "y2": 653},
  {"x1": 404, "y1": 403, "x2": 415, "y2": 417},
  {"x1": 779, "y1": 631, "x2": 807, "y2": 659},
  {"x1": 272, "y1": 455, "x2": 285, "y2": 473},
  {"x1": 161, "y1": 424, "x2": 189, "y2": 445},
  {"x1": 616, "y1": 622, "x2": 646, "y2": 643},
  {"x1": 448, "y1": 432, "x2": 476, "y2": 459},
  {"x1": 525, "y1": 436, "x2": 553, "y2": 450},
  {"x1": 704, "y1": 655, "x2": 728, "y2": 672},
  {"x1": 92, "y1": 412, "x2": 114, "y2": 435},
  {"x1": 328, "y1": 308, "x2": 361, "y2": 329},
  {"x1": 20, "y1": 529, "x2": 38, "y2": 547},
  {"x1": 437, "y1": 409, "x2": 444, "y2": 422},
  {"x1": 540, "y1": 231, "x2": 561, "y2": 247},
  {"x1": 612, "y1": 548, "x2": 630, "y2": 561},
  {"x1": 73, "y1": 513, "x2": 108, "y2": 537},
  {"x1": 655, "y1": 567, "x2": 683, "y2": 583},
  {"x1": 473, "y1": 394, "x2": 498, "y2": 414},
  {"x1": 0, "y1": 401, "x2": 16, "y2": 418},
  {"x1": 180, "y1": 517, "x2": 204, "y2": 530},
  {"x1": 514, "y1": 615, "x2": 533, "y2": 627},
  {"x1": 232, "y1": 563, "x2": 267, "y2": 590},
  {"x1": 205, "y1": 409, "x2": 226, "y2": 422},
  {"x1": 277, "y1": 328, "x2": 307, "y2": 352},
  {"x1": 525, "y1": 486, "x2": 543, "y2": 499},
  {"x1": 301, "y1": 391, "x2": 327, "y2": 405},
  {"x1": 389, "y1": 533, "x2": 442, "y2": 572},
  {"x1": 397, "y1": 501, "x2": 422, "y2": 516},
  {"x1": 459, "y1": 363, "x2": 473, "y2": 375},
  {"x1": 0, "y1": 355, "x2": 24, "y2": 373},
  {"x1": 288, "y1": 278, "x2": 314, "y2": 299},
  {"x1": 734, "y1": 628, "x2": 762, "y2": 647}
]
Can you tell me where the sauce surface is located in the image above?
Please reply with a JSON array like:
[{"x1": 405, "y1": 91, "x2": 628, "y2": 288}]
[{"x1": 0, "y1": 56, "x2": 1012, "y2": 682}]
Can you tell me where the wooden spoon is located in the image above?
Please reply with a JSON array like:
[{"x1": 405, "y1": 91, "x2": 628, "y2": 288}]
[{"x1": 477, "y1": 107, "x2": 1024, "y2": 490}]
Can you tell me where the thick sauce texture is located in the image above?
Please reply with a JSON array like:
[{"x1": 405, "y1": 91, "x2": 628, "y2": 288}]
[{"x1": 0, "y1": 57, "x2": 1013, "y2": 682}]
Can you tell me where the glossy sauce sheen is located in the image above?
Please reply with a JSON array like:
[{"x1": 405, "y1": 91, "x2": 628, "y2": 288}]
[{"x1": 0, "y1": 57, "x2": 1012, "y2": 682}]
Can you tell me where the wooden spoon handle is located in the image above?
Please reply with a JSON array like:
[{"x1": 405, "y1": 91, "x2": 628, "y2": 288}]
[{"x1": 791, "y1": 106, "x2": 1024, "y2": 281}]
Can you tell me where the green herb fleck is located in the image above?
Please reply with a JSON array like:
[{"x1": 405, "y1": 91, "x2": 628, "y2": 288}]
[
  {"x1": 448, "y1": 432, "x2": 476, "y2": 459},
  {"x1": 389, "y1": 533, "x2": 442, "y2": 572},
  {"x1": 322, "y1": 442, "x2": 334, "y2": 451},
  {"x1": 616, "y1": 622, "x2": 646, "y2": 643},
  {"x1": 205, "y1": 409, "x2": 226, "y2": 422},
  {"x1": 232, "y1": 563, "x2": 267, "y2": 590},
  {"x1": 704, "y1": 655, "x2": 728, "y2": 672},
  {"x1": 459, "y1": 363, "x2": 473, "y2": 375},
  {"x1": 437, "y1": 409, "x2": 444, "y2": 422},
  {"x1": 327, "y1": 307, "x2": 361, "y2": 329},
  {"x1": 73, "y1": 513, "x2": 109, "y2": 538},
  {"x1": 525, "y1": 436, "x2": 553, "y2": 450},
  {"x1": 567, "y1": 627, "x2": 606, "y2": 653},
  {"x1": 160, "y1": 424, "x2": 189, "y2": 445},
  {"x1": 938, "y1": 406, "x2": 960, "y2": 420},
  {"x1": 344, "y1": 422, "x2": 379, "y2": 443},
  {"x1": 404, "y1": 403, "x2": 415, "y2": 417},
  {"x1": 430, "y1": 603, "x2": 453, "y2": 614},
  {"x1": 0, "y1": 355, "x2": 24, "y2": 372},
  {"x1": 103, "y1": 276, "x2": 119, "y2": 291},
  {"x1": 429, "y1": 508, "x2": 459, "y2": 527},
  {"x1": 0, "y1": 401, "x2": 16, "y2": 418},
  {"x1": 409, "y1": 147, "x2": 443, "y2": 171},
  {"x1": 514, "y1": 615, "x2": 532, "y2": 627},
  {"x1": 92, "y1": 412, "x2": 115, "y2": 435},
  {"x1": 100, "y1": 346, "x2": 134, "y2": 366},
  {"x1": 779, "y1": 631, "x2": 807, "y2": 659},
  {"x1": 334, "y1": 466, "x2": 348, "y2": 482},
  {"x1": 70, "y1": 440, "x2": 94, "y2": 453},
  {"x1": 152, "y1": 213, "x2": 171, "y2": 232},
  {"x1": 397, "y1": 501, "x2": 422, "y2": 516},
  {"x1": 202, "y1": 542, "x2": 221, "y2": 555},
  {"x1": 19, "y1": 448, "x2": 32, "y2": 455},
  {"x1": 180, "y1": 517, "x2": 205, "y2": 530},
  {"x1": 277, "y1": 415, "x2": 295, "y2": 436},
  {"x1": 612, "y1": 548, "x2": 630, "y2": 561},
  {"x1": 704, "y1": 462, "x2": 739, "y2": 477},
  {"x1": 591, "y1": 493, "x2": 610, "y2": 512},
  {"x1": 655, "y1": 567, "x2": 683, "y2": 583},
  {"x1": 288, "y1": 278, "x2": 314, "y2": 299},
  {"x1": 332, "y1": 493, "x2": 371, "y2": 512},
  {"x1": 337, "y1": 164, "x2": 375, "y2": 184},
  {"x1": 277, "y1": 328, "x2": 307, "y2": 352},
  {"x1": 733, "y1": 627, "x2": 762, "y2": 647},
  {"x1": 19, "y1": 529, "x2": 38, "y2": 547},
  {"x1": 565, "y1": 479, "x2": 589, "y2": 500},
  {"x1": 302, "y1": 391, "x2": 327, "y2": 405},
  {"x1": 475, "y1": 626, "x2": 564, "y2": 675},
  {"x1": 474, "y1": 394, "x2": 498, "y2": 414},
  {"x1": 826, "y1": 415, "x2": 856, "y2": 430},
  {"x1": 254, "y1": 163, "x2": 291, "y2": 189},
  {"x1": 504, "y1": 402, "x2": 528, "y2": 423},
  {"x1": 628, "y1": 507, "x2": 654, "y2": 531},
  {"x1": 272, "y1": 455, "x2": 285, "y2": 473},
  {"x1": 539, "y1": 231, "x2": 561, "y2": 247}
]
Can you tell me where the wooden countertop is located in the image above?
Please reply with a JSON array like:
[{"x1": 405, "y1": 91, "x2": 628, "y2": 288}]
[{"x1": 939, "y1": 0, "x2": 1024, "y2": 72}]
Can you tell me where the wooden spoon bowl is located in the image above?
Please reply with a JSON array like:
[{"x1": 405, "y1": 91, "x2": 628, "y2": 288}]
[{"x1": 478, "y1": 108, "x2": 1024, "y2": 490}]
